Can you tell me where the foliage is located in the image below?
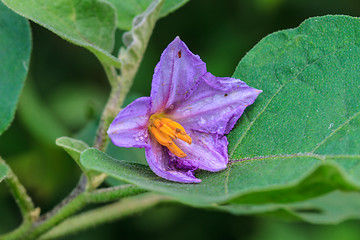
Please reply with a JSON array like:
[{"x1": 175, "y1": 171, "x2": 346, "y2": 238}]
[
  {"x1": 0, "y1": 1, "x2": 30, "y2": 135},
  {"x1": 0, "y1": 0, "x2": 360, "y2": 239}
]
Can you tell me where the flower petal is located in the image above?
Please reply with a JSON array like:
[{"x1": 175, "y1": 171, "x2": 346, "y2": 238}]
[
  {"x1": 150, "y1": 36, "x2": 207, "y2": 113},
  {"x1": 145, "y1": 137, "x2": 201, "y2": 183},
  {"x1": 174, "y1": 131, "x2": 228, "y2": 171},
  {"x1": 107, "y1": 97, "x2": 151, "y2": 148},
  {"x1": 171, "y1": 72, "x2": 262, "y2": 135}
]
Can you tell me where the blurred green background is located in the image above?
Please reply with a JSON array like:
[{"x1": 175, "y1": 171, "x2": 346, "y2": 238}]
[{"x1": 1, "y1": 0, "x2": 360, "y2": 239}]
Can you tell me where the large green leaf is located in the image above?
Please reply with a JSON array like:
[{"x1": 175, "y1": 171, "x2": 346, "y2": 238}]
[
  {"x1": 226, "y1": 14, "x2": 360, "y2": 200},
  {"x1": 0, "y1": 162, "x2": 10, "y2": 182},
  {"x1": 81, "y1": 15, "x2": 360, "y2": 221},
  {"x1": 0, "y1": 1, "x2": 31, "y2": 135},
  {"x1": 227, "y1": 14, "x2": 360, "y2": 161},
  {"x1": 80, "y1": 148, "x2": 359, "y2": 206},
  {"x1": 1, "y1": 0, "x2": 121, "y2": 67},
  {"x1": 106, "y1": 0, "x2": 189, "y2": 30}
]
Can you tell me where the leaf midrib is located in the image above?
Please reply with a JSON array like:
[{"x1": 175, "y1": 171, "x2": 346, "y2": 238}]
[{"x1": 229, "y1": 152, "x2": 360, "y2": 163}]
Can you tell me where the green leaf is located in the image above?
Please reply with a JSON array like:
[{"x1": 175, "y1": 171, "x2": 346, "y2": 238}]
[
  {"x1": 228, "y1": 14, "x2": 360, "y2": 160},
  {"x1": 56, "y1": 136, "x2": 89, "y2": 173},
  {"x1": 56, "y1": 137, "x2": 107, "y2": 189},
  {"x1": 106, "y1": 0, "x2": 189, "y2": 30},
  {"x1": 1, "y1": 0, "x2": 121, "y2": 67},
  {"x1": 0, "y1": 162, "x2": 10, "y2": 182},
  {"x1": 81, "y1": 16, "x2": 360, "y2": 212},
  {"x1": 226, "y1": 14, "x2": 360, "y2": 201},
  {"x1": 80, "y1": 148, "x2": 360, "y2": 206},
  {"x1": 0, "y1": 1, "x2": 31, "y2": 135}
]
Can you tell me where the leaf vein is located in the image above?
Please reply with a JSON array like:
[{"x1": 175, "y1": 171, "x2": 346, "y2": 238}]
[
  {"x1": 311, "y1": 110, "x2": 360, "y2": 153},
  {"x1": 229, "y1": 152, "x2": 360, "y2": 163},
  {"x1": 224, "y1": 163, "x2": 233, "y2": 195},
  {"x1": 229, "y1": 43, "x2": 349, "y2": 158},
  {"x1": 229, "y1": 84, "x2": 284, "y2": 157}
]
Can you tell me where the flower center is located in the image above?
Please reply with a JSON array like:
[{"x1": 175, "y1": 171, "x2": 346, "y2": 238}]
[{"x1": 148, "y1": 115, "x2": 192, "y2": 158}]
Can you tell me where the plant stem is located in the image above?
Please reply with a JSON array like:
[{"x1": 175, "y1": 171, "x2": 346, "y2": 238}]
[
  {"x1": 103, "y1": 64, "x2": 119, "y2": 88},
  {"x1": 0, "y1": 156, "x2": 36, "y2": 222},
  {"x1": 93, "y1": 64, "x2": 122, "y2": 152},
  {"x1": 0, "y1": 221, "x2": 32, "y2": 240},
  {"x1": 38, "y1": 193, "x2": 173, "y2": 240},
  {"x1": 0, "y1": 157, "x2": 38, "y2": 240},
  {"x1": 93, "y1": 0, "x2": 163, "y2": 152},
  {"x1": 24, "y1": 183, "x2": 145, "y2": 239},
  {"x1": 85, "y1": 184, "x2": 147, "y2": 203}
]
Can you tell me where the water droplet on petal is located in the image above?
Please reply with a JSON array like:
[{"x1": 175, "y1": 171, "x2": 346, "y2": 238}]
[{"x1": 199, "y1": 117, "x2": 206, "y2": 125}]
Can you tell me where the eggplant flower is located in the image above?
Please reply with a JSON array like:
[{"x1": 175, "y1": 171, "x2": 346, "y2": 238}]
[{"x1": 108, "y1": 37, "x2": 261, "y2": 183}]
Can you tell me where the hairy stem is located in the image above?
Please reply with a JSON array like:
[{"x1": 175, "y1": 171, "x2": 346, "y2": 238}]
[
  {"x1": 32, "y1": 175, "x2": 87, "y2": 228},
  {"x1": 0, "y1": 157, "x2": 38, "y2": 240},
  {"x1": 93, "y1": 64, "x2": 122, "y2": 152},
  {"x1": 39, "y1": 194, "x2": 173, "y2": 240},
  {"x1": 0, "y1": 222, "x2": 32, "y2": 240},
  {"x1": 93, "y1": 0, "x2": 163, "y2": 152},
  {"x1": 0, "y1": 156, "x2": 36, "y2": 222},
  {"x1": 25, "y1": 183, "x2": 145, "y2": 239}
]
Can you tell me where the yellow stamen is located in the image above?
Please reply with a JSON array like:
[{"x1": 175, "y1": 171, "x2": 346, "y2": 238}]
[
  {"x1": 150, "y1": 126, "x2": 186, "y2": 158},
  {"x1": 150, "y1": 127, "x2": 172, "y2": 146},
  {"x1": 161, "y1": 118, "x2": 186, "y2": 133},
  {"x1": 176, "y1": 133, "x2": 192, "y2": 145},
  {"x1": 154, "y1": 119, "x2": 176, "y2": 139},
  {"x1": 160, "y1": 118, "x2": 192, "y2": 144},
  {"x1": 149, "y1": 115, "x2": 192, "y2": 158},
  {"x1": 166, "y1": 141, "x2": 187, "y2": 158}
]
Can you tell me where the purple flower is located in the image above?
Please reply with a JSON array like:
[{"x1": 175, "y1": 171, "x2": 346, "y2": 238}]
[{"x1": 107, "y1": 37, "x2": 261, "y2": 183}]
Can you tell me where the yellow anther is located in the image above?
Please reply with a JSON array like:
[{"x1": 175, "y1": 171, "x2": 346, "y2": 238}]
[
  {"x1": 176, "y1": 133, "x2": 192, "y2": 145},
  {"x1": 166, "y1": 141, "x2": 187, "y2": 158},
  {"x1": 150, "y1": 127, "x2": 172, "y2": 146},
  {"x1": 161, "y1": 118, "x2": 192, "y2": 144},
  {"x1": 154, "y1": 119, "x2": 176, "y2": 138},
  {"x1": 150, "y1": 126, "x2": 186, "y2": 158},
  {"x1": 161, "y1": 118, "x2": 186, "y2": 134},
  {"x1": 149, "y1": 115, "x2": 192, "y2": 158},
  {"x1": 159, "y1": 125, "x2": 177, "y2": 139}
]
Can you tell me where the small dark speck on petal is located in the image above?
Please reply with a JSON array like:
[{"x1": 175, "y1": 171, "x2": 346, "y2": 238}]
[
  {"x1": 224, "y1": 93, "x2": 228, "y2": 97},
  {"x1": 178, "y1": 50, "x2": 181, "y2": 58}
]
